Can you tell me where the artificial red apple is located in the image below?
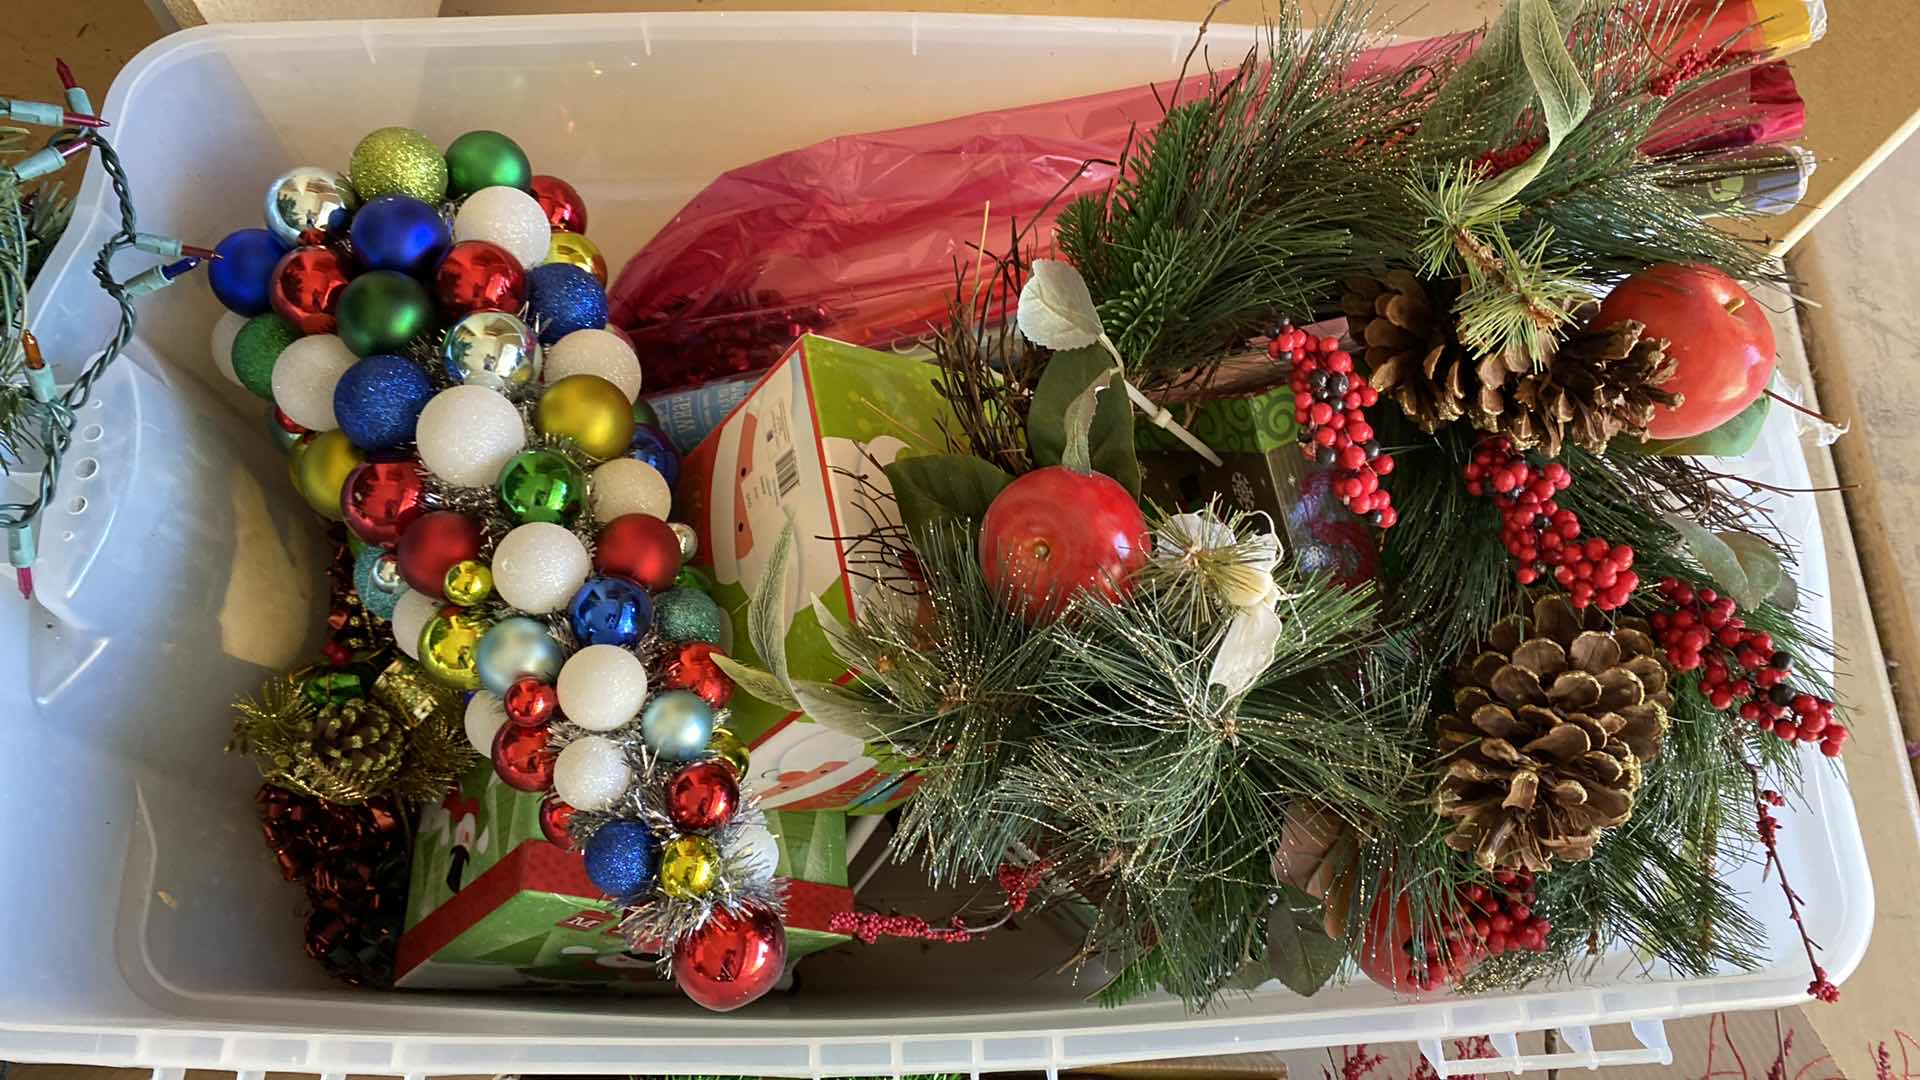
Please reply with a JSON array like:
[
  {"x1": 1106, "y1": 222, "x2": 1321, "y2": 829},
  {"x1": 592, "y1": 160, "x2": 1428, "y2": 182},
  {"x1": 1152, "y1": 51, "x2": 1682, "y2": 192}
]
[
  {"x1": 1596, "y1": 263, "x2": 1775, "y2": 440},
  {"x1": 978, "y1": 465, "x2": 1150, "y2": 624}
]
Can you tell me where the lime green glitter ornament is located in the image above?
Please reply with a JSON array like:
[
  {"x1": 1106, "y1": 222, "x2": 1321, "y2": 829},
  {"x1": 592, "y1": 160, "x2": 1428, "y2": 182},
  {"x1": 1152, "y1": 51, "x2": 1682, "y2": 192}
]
[
  {"x1": 232, "y1": 313, "x2": 301, "y2": 401},
  {"x1": 445, "y1": 130, "x2": 532, "y2": 198},
  {"x1": 349, "y1": 127, "x2": 448, "y2": 204}
]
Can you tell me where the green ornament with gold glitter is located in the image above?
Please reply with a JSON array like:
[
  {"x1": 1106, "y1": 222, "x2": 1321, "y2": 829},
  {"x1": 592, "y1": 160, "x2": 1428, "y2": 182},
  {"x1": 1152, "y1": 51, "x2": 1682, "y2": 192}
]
[{"x1": 349, "y1": 126, "x2": 448, "y2": 204}]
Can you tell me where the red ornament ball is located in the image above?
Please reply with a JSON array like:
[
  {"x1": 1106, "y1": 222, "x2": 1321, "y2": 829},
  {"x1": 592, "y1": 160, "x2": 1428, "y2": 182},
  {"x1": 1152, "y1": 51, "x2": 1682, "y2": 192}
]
[
  {"x1": 595, "y1": 513, "x2": 683, "y2": 591},
  {"x1": 434, "y1": 239, "x2": 527, "y2": 318},
  {"x1": 978, "y1": 466, "x2": 1150, "y2": 624},
  {"x1": 666, "y1": 760, "x2": 741, "y2": 831},
  {"x1": 530, "y1": 174, "x2": 589, "y2": 234},
  {"x1": 274, "y1": 406, "x2": 309, "y2": 436},
  {"x1": 539, "y1": 796, "x2": 578, "y2": 849},
  {"x1": 673, "y1": 907, "x2": 787, "y2": 1012},
  {"x1": 269, "y1": 244, "x2": 352, "y2": 335},
  {"x1": 664, "y1": 642, "x2": 734, "y2": 708},
  {"x1": 341, "y1": 459, "x2": 428, "y2": 547},
  {"x1": 492, "y1": 720, "x2": 556, "y2": 792},
  {"x1": 396, "y1": 510, "x2": 484, "y2": 597},
  {"x1": 504, "y1": 675, "x2": 558, "y2": 728}
]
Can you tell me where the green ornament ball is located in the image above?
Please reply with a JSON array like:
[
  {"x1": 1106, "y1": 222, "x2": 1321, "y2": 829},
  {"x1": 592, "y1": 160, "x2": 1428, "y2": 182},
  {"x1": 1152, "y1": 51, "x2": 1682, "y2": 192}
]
[
  {"x1": 497, "y1": 447, "x2": 587, "y2": 525},
  {"x1": 337, "y1": 270, "x2": 436, "y2": 357},
  {"x1": 349, "y1": 126, "x2": 448, "y2": 204},
  {"x1": 631, "y1": 396, "x2": 660, "y2": 430},
  {"x1": 672, "y1": 564, "x2": 716, "y2": 595},
  {"x1": 653, "y1": 586, "x2": 725, "y2": 646},
  {"x1": 232, "y1": 313, "x2": 301, "y2": 401},
  {"x1": 445, "y1": 130, "x2": 532, "y2": 198}
]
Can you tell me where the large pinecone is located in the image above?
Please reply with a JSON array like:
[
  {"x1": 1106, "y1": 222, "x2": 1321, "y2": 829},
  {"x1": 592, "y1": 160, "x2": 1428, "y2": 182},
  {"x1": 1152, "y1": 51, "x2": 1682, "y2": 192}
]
[
  {"x1": 1345, "y1": 272, "x2": 1500, "y2": 433},
  {"x1": 282, "y1": 698, "x2": 406, "y2": 802},
  {"x1": 1489, "y1": 319, "x2": 1683, "y2": 456},
  {"x1": 1436, "y1": 596, "x2": 1673, "y2": 872}
]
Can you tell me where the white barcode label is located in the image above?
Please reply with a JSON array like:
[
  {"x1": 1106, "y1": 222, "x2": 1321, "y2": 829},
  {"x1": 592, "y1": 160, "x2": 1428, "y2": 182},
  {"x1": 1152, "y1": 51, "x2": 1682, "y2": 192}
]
[{"x1": 775, "y1": 448, "x2": 800, "y2": 497}]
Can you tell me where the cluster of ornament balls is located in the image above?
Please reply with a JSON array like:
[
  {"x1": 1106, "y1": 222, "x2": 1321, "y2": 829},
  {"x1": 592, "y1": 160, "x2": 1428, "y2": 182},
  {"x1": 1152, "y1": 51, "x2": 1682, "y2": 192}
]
[{"x1": 1278, "y1": 323, "x2": 1398, "y2": 529}]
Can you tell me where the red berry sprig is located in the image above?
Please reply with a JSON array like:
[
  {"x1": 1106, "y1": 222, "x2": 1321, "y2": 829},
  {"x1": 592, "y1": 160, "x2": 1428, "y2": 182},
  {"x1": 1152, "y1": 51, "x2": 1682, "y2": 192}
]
[
  {"x1": 1278, "y1": 323, "x2": 1397, "y2": 528},
  {"x1": 1397, "y1": 870, "x2": 1550, "y2": 991},
  {"x1": 1462, "y1": 437, "x2": 1639, "y2": 611},
  {"x1": 1650, "y1": 577, "x2": 1847, "y2": 756}
]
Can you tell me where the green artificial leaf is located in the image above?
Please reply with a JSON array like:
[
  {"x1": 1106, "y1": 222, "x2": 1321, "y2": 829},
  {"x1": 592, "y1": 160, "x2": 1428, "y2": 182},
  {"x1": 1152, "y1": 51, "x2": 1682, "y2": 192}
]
[
  {"x1": 1016, "y1": 258, "x2": 1105, "y2": 352},
  {"x1": 1635, "y1": 396, "x2": 1771, "y2": 458},
  {"x1": 1664, "y1": 512, "x2": 1749, "y2": 604},
  {"x1": 791, "y1": 678, "x2": 903, "y2": 741},
  {"x1": 1418, "y1": 0, "x2": 1584, "y2": 151},
  {"x1": 884, "y1": 454, "x2": 1014, "y2": 539},
  {"x1": 1029, "y1": 345, "x2": 1141, "y2": 498},
  {"x1": 1464, "y1": 0, "x2": 1593, "y2": 215},
  {"x1": 1718, "y1": 531, "x2": 1787, "y2": 611},
  {"x1": 712, "y1": 654, "x2": 800, "y2": 711},
  {"x1": 748, "y1": 522, "x2": 797, "y2": 690},
  {"x1": 1266, "y1": 885, "x2": 1346, "y2": 997}
]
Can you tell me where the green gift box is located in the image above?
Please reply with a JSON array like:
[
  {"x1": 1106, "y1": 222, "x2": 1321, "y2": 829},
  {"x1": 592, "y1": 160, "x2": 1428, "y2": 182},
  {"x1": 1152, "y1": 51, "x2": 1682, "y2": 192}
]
[
  {"x1": 395, "y1": 762, "x2": 853, "y2": 989},
  {"x1": 1135, "y1": 383, "x2": 1301, "y2": 456}
]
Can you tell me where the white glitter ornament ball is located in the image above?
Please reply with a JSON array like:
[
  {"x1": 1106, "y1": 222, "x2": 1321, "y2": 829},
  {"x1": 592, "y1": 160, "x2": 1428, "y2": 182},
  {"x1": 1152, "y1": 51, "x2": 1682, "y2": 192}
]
[
  {"x1": 545, "y1": 328, "x2": 642, "y2": 403},
  {"x1": 391, "y1": 589, "x2": 439, "y2": 661},
  {"x1": 211, "y1": 309, "x2": 248, "y2": 386},
  {"x1": 453, "y1": 185, "x2": 552, "y2": 270},
  {"x1": 465, "y1": 690, "x2": 509, "y2": 755},
  {"x1": 590, "y1": 458, "x2": 672, "y2": 523},
  {"x1": 492, "y1": 521, "x2": 591, "y2": 614},
  {"x1": 734, "y1": 812, "x2": 780, "y2": 881},
  {"x1": 416, "y1": 384, "x2": 527, "y2": 488},
  {"x1": 556, "y1": 643, "x2": 649, "y2": 733},
  {"x1": 553, "y1": 735, "x2": 634, "y2": 811},
  {"x1": 270, "y1": 333, "x2": 357, "y2": 431}
]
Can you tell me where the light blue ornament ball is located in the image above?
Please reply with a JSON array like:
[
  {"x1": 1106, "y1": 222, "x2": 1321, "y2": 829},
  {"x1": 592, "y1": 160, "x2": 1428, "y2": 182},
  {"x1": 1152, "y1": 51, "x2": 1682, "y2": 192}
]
[
  {"x1": 653, "y1": 587, "x2": 725, "y2": 646},
  {"x1": 352, "y1": 546, "x2": 407, "y2": 621},
  {"x1": 584, "y1": 820, "x2": 658, "y2": 898},
  {"x1": 524, "y1": 263, "x2": 607, "y2": 345},
  {"x1": 640, "y1": 689, "x2": 714, "y2": 761},
  {"x1": 475, "y1": 615, "x2": 566, "y2": 696},
  {"x1": 334, "y1": 354, "x2": 435, "y2": 450}
]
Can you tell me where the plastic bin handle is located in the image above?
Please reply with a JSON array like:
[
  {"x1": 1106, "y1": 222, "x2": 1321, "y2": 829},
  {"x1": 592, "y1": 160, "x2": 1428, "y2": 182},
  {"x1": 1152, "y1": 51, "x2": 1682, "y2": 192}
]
[{"x1": 1418, "y1": 1021, "x2": 1671, "y2": 1076}]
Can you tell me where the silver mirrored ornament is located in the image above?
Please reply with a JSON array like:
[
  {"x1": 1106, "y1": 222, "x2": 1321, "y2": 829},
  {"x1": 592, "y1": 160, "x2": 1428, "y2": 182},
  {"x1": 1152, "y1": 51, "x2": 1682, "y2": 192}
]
[
  {"x1": 443, "y1": 310, "x2": 542, "y2": 392},
  {"x1": 264, "y1": 166, "x2": 360, "y2": 247}
]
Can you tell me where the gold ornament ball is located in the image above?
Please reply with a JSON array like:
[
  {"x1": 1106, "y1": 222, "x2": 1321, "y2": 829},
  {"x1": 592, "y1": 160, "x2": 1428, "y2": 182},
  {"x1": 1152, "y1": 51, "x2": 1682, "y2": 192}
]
[
  {"x1": 443, "y1": 559, "x2": 495, "y2": 607},
  {"x1": 658, "y1": 834, "x2": 721, "y2": 898},
  {"x1": 545, "y1": 231, "x2": 608, "y2": 285},
  {"x1": 420, "y1": 608, "x2": 490, "y2": 690},
  {"x1": 708, "y1": 728, "x2": 750, "y2": 778},
  {"x1": 535, "y1": 374, "x2": 634, "y2": 460},
  {"x1": 349, "y1": 126, "x2": 449, "y2": 204},
  {"x1": 294, "y1": 429, "x2": 365, "y2": 520}
]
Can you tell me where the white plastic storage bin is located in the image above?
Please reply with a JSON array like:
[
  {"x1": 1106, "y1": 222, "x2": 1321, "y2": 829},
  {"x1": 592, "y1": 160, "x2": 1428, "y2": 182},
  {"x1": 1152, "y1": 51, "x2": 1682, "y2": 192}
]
[{"x1": 11, "y1": 12, "x2": 1871, "y2": 1080}]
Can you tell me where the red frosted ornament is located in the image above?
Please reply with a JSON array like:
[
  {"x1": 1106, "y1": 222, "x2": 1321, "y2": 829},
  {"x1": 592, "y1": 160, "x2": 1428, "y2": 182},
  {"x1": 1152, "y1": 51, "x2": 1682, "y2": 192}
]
[
  {"x1": 492, "y1": 721, "x2": 556, "y2": 792},
  {"x1": 978, "y1": 466, "x2": 1150, "y2": 624},
  {"x1": 504, "y1": 675, "x2": 558, "y2": 728},
  {"x1": 666, "y1": 760, "x2": 741, "y2": 830},
  {"x1": 664, "y1": 642, "x2": 734, "y2": 708},
  {"x1": 341, "y1": 460, "x2": 427, "y2": 547},
  {"x1": 434, "y1": 239, "x2": 527, "y2": 318},
  {"x1": 673, "y1": 907, "x2": 787, "y2": 1012},
  {"x1": 595, "y1": 513, "x2": 683, "y2": 591},
  {"x1": 530, "y1": 174, "x2": 588, "y2": 234},
  {"x1": 539, "y1": 796, "x2": 578, "y2": 849},
  {"x1": 396, "y1": 511, "x2": 484, "y2": 596},
  {"x1": 269, "y1": 245, "x2": 352, "y2": 335}
]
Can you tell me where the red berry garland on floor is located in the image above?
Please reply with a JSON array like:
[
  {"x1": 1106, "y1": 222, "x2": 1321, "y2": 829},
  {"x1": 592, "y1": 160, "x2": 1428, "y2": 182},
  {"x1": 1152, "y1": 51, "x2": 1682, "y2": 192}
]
[
  {"x1": 1279, "y1": 323, "x2": 1398, "y2": 528},
  {"x1": 1649, "y1": 577, "x2": 1848, "y2": 756},
  {"x1": 1463, "y1": 437, "x2": 1639, "y2": 610}
]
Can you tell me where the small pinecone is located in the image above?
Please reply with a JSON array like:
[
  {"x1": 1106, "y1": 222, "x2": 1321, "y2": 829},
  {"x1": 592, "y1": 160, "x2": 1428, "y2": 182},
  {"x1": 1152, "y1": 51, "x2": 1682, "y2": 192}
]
[
  {"x1": 1344, "y1": 272, "x2": 1498, "y2": 433},
  {"x1": 285, "y1": 698, "x2": 406, "y2": 801},
  {"x1": 1478, "y1": 319, "x2": 1683, "y2": 456},
  {"x1": 1436, "y1": 596, "x2": 1674, "y2": 872}
]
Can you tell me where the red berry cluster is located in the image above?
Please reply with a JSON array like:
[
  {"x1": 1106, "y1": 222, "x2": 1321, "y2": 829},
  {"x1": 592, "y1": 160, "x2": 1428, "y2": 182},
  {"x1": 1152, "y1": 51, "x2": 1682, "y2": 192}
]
[
  {"x1": 1463, "y1": 437, "x2": 1639, "y2": 611},
  {"x1": 1396, "y1": 870, "x2": 1550, "y2": 991},
  {"x1": 1650, "y1": 577, "x2": 1848, "y2": 757},
  {"x1": 1277, "y1": 323, "x2": 1397, "y2": 528}
]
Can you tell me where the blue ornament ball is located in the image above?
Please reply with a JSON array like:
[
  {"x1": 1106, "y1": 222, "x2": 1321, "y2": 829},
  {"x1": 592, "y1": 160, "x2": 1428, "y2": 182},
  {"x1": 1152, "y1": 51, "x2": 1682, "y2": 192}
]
[
  {"x1": 333, "y1": 354, "x2": 435, "y2": 450},
  {"x1": 584, "y1": 820, "x2": 658, "y2": 898},
  {"x1": 641, "y1": 689, "x2": 715, "y2": 761},
  {"x1": 653, "y1": 586, "x2": 725, "y2": 646},
  {"x1": 475, "y1": 615, "x2": 567, "y2": 695},
  {"x1": 352, "y1": 546, "x2": 407, "y2": 621},
  {"x1": 209, "y1": 228, "x2": 290, "y2": 316},
  {"x1": 569, "y1": 575, "x2": 653, "y2": 648},
  {"x1": 524, "y1": 263, "x2": 607, "y2": 345},
  {"x1": 349, "y1": 194, "x2": 451, "y2": 277},
  {"x1": 626, "y1": 423, "x2": 681, "y2": 491}
]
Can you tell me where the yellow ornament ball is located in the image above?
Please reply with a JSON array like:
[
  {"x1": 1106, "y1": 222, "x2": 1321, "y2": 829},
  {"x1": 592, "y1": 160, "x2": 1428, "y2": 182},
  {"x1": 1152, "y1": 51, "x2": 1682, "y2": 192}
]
[
  {"x1": 419, "y1": 608, "x2": 490, "y2": 690},
  {"x1": 443, "y1": 559, "x2": 494, "y2": 607},
  {"x1": 535, "y1": 374, "x2": 634, "y2": 460},
  {"x1": 545, "y1": 231, "x2": 608, "y2": 285},
  {"x1": 708, "y1": 728, "x2": 750, "y2": 779},
  {"x1": 349, "y1": 126, "x2": 449, "y2": 204},
  {"x1": 294, "y1": 429, "x2": 364, "y2": 520},
  {"x1": 658, "y1": 834, "x2": 721, "y2": 898}
]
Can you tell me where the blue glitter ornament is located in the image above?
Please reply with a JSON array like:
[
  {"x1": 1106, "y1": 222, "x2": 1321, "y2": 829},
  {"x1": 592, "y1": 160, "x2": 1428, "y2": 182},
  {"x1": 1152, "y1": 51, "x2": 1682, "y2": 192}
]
[
  {"x1": 653, "y1": 587, "x2": 726, "y2": 646},
  {"x1": 568, "y1": 575, "x2": 653, "y2": 648},
  {"x1": 626, "y1": 423, "x2": 681, "y2": 491},
  {"x1": 352, "y1": 546, "x2": 408, "y2": 621},
  {"x1": 349, "y1": 194, "x2": 451, "y2": 277},
  {"x1": 333, "y1": 354, "x2": 435, "y2": 450},
  {"x1": 524, "y1": 263, "x2": 607, "y2": 345},
  {"x1": 208, "y1": 228, "x2": 289, "y2": 316},
  {"x1": 584, "y1": 820, "x2": 658, "y2": 898},
  {"x1": 475, "y1": 615, "x2": 567, "y2": 695},
  {"x1": 641, "y1": 690, "x2": 715, "y2": 761}
]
